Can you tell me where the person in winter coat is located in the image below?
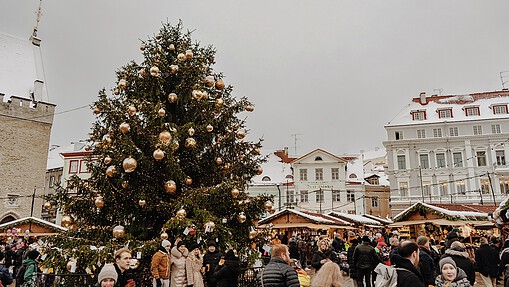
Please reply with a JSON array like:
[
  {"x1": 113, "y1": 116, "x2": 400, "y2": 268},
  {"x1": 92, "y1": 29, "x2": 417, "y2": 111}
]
[
  {"x1": 475, "y1": 237, "x2": 500, "y2": 287},
  {"x1": 375, "y1": 236, "x2": 390, "y2": 266},
  {"x1": 202, "y1": 241, "x2": 222, "y2": 287},
  {"x1": 98, "y1": 264, "x2": 118, "y2": 287},
  {"x1": 214, "y1": 250, "x2": 240, "y2": 287},
  {"x1": 347, "y1": 239, "x2": 358, "y2": 287},
  {"x1": 151, "y1": 240, "x2": 172, "y2": 287},
  {"x1": 288, "y1": 240, "x2": 299, "y2": 260},
  {"x1": 441, "y1": 241, "x2": 475, "y2": 286},
  {"x1": 353, "y1": 236, "x2": 381, "y2": 287},
  {"x1": 435, "y1": 257, "x2": 471, "y2": 287},
  {"x1": 417, "y1": 236, "x2": 436, "y2": 286},
  {"x1": 113, "y1": 248, "x2": 136, "y2": 287},
  {"x1": 186, "y1": 244, "x2": 204, "y2": 287},
  {"x1": 310, "y1": 261, "x2": 342, "y2": 287},
  {"x1": 445, "y1": 231, "x2": 460, "y2": 250},
  {"x1": 311, "y1": 238, "x2": 339, "y2": 271},
  {"x1": 21, "y1": 250, "x2": 39, "y2": 287},
  {"x1": 258, "y1": 244, "x2": 300, "y2": 287},
  {"x1": 390, "y1": 240, "x2": 425, "y2": 287},
  {"x1": 0, "y1": 260, "x2": 13, "y2": 286},
  {"x1": 170, "y1": 241, "x2": 189, "y2": 287}
]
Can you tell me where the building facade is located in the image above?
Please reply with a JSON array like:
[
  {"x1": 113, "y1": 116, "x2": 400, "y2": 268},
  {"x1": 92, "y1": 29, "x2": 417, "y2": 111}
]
[{"x1": 384, "y1": 90, "x2": 509, "y2": 216}]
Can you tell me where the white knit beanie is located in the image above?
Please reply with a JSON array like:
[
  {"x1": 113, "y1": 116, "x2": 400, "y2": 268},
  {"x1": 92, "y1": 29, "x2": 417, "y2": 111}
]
[{"x1": 98, "y1": 264, "x2": 117, "y2": 283}]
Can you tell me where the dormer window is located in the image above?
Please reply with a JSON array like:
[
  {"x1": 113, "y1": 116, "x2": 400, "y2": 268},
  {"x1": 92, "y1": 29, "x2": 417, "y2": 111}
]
[
  {"x1": 437, "y1": 108, "x2": 453, "y2": 119},
  {"x1": 314, "y1": 156, "x2": 323, "y2": 161},
  {"x1": 262, "y1": 176, "x2": 271, "y2": 181},
  {"x1": 493, "y1": 104, "x2": 508, "y2": 115},
  {"x1": 411, "y1": 110, "x2": 426, "y2": 120},
  {"x1": 464, "y1": 106, "x2": 480, "y2": 116}
]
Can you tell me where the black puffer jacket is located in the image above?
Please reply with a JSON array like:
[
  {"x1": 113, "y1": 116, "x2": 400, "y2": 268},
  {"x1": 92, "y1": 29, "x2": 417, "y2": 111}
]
[
  {"x1": 347, "y1": 242, "x2": 358, "y2": 279},
  {"x1": 353, "y1": 242, "x2": 381, "y2": 270},
  {"x1": 475, "y1": 243, "x2": 499, "y2": 278},
  {"x1": 203, "y1": 249, "x2": 222, "y2": 285},
  {"x1": 311, "y1": 247, "x2": 339, "y2": 271},
  {"x1": 258, "y1": 257, "x2": 300, "y2": 287},
  {"x1": 419, "y1": 247, "x2": 436, "y2": 286},
  {"x1": 391, "y1": 254, "x2": 425, "y2": 287},
  {"x1": 214, "y1": 257, "x2": 240, "y2": 287},
  {"x1": 442, "y1": 249, "x2": 475, "y2": 286}
]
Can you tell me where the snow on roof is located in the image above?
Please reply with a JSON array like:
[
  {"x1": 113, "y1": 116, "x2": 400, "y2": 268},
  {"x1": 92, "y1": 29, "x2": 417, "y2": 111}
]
[
  {"x1": 362, "y1": 147, "x2": 386, "y2": 161},
  {"x1": 0, "y1": 216, "x2": 67, "y2": 232},
  {"x1": 259, "y1": 208, "x2": 337, "y2": 225},
  {"x1": 386, "y1": 91, "x2": 509, "y2": 127},
  {"x1": 251, "y1": 152, "x2": 293, "y2": 185},
  {"x1": 328, "y1": 211, "x2": 382, "y2": 225},
  {"x1": 0, "y1": 32, "x2": 38, "y2": 100},
  {"x1": 363, "y1": 214, "x2": 393, "y2": 224},
  {"x1": 393, "y1": 202, "x2": 489, "y2": 222},
  {"x1": 47, "y1": 142, "x2": 88, "y2": 170}
]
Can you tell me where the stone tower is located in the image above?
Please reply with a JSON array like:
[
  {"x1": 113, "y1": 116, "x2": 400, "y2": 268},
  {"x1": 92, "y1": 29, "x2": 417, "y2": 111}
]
[{"x1": 0, "y1": 31, "x2": 55, "y2": 223}]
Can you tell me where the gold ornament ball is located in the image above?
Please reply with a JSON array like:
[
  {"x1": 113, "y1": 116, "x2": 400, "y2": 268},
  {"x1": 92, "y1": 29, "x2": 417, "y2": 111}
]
[
  {"x1": 140, "y1": 43, "x2": 146, "y2": 51},
  {"x1": 138, "y1": 199, "x2": 146, "y2": 207},
  {"x1": 113, "y1": 89, "x2": 120, "y2": 96},
  {"x1": 139, "y1": 68, "x2": 147, "y2": 78},
  {"x1": 204, "y1": 221, "x2": 215, "y2": 232},
  {"x1": 121, "y1": 181, "x2": 129, "y2": 189},
  {"x1": 93, "y1": 107, "x2": 101, "y2": 114},
  {"x1": 113, "y1": 225, "x2": 126, "y2": 239},
  {"x1": 231, "y1": 188, "x2": 240, "y2": 198},
  {"x1": 177, "y1": 53, "x2": 186, "y2": 61},
  {"x1": 185, "y1": 137, "x2": 197, "y2": 148},
  {"x1": 122, "y1": 157, "x2": 138, "y2": 173},
  {"x1": 153, "y1": 149, "x2": 165, "y2": 160},
  {"x1": 102, "y1": 134, "x2": 112, "y2": 144},
  {"x1": 150, "y1": 66, "x2": 160, "y2": 77},
  {"x1": 61, "y1": 215, "x2": 72, "y2": 227},
  {"x1": 119, "y1": 122, "x2": 131, "y2": 134},
  {"x1": 168, "y1": 93, "x2": 178, "y2": 103},
  {"x1": 206, "y1": 124, "x2": 214, "y2": 132},
  {"x1": 205, "y1": 75, "x2": 215, "y2": 87},
  {"x1": 255, "y1": 166, "x2": 263, "y2": 175},
  {"x1": 159, "y1": 130, "x2": 173, "y2": 145},
  {"x1": 43, "y1": 202, "x2": 52, "y2": 211},
  {"x1": 106, "y1": 165, "x2": 117, "y2": 177},
  {"x1": 160, "y1": 232, "x2": 169, "y2": 240},
  {"x1": 236, "y1": 130, "x2": 246, "y2": 140},
  {"x1": 158, "y1": 108, "x2": 166, "y2": 117},
  {"x1": 170, "y1": 65, "x2": 178, "y2": 74},
  {"x1": 171, "y1": 140, "x2": 180, "y2": 151},
  {"x1": 104, "y1": 156, "x2": 112, "y2": 165},
  {"x1": 264, "y1": 201, "x2": 273, "y2": 210},
  {"x1": 164, "y1": 180, "x2": 177, "y2": 193},
  {"x1": 185, "y1": 49, "x2": 193, "y2": 59},
  {"x1": 215, "y1": 98, "x2": 224, "y2": 107},
  {"x1": 169, "y1": 44, "x2": 176, "y2": 51},
  {"x1": 215, "y1": 79, "x2": 225, "y2": 90},
  {"x1": 130, "y1": 259, "x2": 140, "y2": 269},
  {"x1": 184, "y1": 177, "x2": 193, "y2": 186},
  {"x1": 246, "y1": 104, "x2": 255, "y2": 112},
  {"x1": 176, "y1": 208, "x2": 187, "y2": 220},
  {"x1": 118, "y1": 79, "x2": 127, "y2": 90},
  {"x1": 237, "y1": 212, "x2": 247, "y2": 223},
  {"x1": 84, "y1": 145, "x2": 91, "y2": 151},
  {"x1": 95, "y1": 196, "x2": 105, "y2": 208},
  {"x1": 128, "y1": 105, "x2": 137, "y2": 116},
  {"x1": 188, "y1": 127, "x2": 195, "y2": 136},
  {"x1": 249, "y1": 230, "x2": 258, "y2": 239},
  {"x1": 215, "y1": 157, "x2": 223, "y2": 165}
]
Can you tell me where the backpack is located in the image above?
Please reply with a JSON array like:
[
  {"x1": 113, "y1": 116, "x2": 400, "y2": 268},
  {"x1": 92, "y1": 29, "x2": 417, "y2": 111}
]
[
  {"x1": 15, "y1": 265, "x2": 26, "y2": 285},
  {"x1": 380, "y1": 245, "x2": 391, "y2": 262},
  {"x1": 374, "y1": 263, "x2": 410, "y2": 287}
]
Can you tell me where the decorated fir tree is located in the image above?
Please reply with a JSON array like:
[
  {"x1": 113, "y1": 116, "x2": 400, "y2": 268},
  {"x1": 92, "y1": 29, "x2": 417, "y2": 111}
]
[{"x1": 44, "y1": 21, "x2": 273, "y2": 284}]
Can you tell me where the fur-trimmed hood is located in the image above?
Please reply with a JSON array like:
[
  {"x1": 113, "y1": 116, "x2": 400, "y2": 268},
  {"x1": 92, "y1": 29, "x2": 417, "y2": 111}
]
[
  {"x1": 171, "y1": 246, "x2": 189, "y2": 258},
  {"x1": 444, "y1": 249, "x2": 469, "y2": 259}
]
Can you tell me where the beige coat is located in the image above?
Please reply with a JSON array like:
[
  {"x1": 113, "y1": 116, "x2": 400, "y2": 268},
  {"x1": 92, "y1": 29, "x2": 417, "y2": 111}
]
[
  {"x1": 170, "y1": 246, "x2": 188, "y2": 287},
  {"x1": 186, "y1": 253, "x2": 205, "y2": 287}
]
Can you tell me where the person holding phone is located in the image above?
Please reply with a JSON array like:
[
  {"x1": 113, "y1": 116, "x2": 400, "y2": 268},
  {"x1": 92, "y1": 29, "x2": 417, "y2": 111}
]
[
  {"x1": 113, "y1": 248, "x2": 136, "y2": 287},
  {"x1": 213, "y1": 250, "x2": 239, "y2": 287},
  {"x1": 202, "y1": 241, "x2": 222, "y2": 287}
]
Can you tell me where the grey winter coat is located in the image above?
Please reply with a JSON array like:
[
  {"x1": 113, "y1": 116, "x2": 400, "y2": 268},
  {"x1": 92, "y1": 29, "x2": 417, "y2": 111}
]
[{"x1": 170, "y1": 246, "x2": 189, "y2": 287}]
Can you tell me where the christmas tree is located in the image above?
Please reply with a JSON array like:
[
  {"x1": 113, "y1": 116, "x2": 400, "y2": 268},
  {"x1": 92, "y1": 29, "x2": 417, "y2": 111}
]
[{"x1": 44, "y1": 21, "x2": 273, "y2": 284}]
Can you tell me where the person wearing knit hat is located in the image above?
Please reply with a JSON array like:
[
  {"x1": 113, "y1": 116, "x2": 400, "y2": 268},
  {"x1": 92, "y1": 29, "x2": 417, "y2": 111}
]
[
  {"x1": 435, "y1": 257, "x2": 471, "y2": 287},
  {"x1": 186, "y1": 243, "x2": 204, "y2": 287},
  {"x1": 203, "y1": 241, "x2": 222, "y2": 287},
  {"x1": 151, "y1": 240, "x2": 171, "y2": 287},
  {"x1": 443, "y1": 241, "x2": 475, "y2": 285},
  {"x1": 98, "y1": 264, "x2": 118, "y2": 287}
]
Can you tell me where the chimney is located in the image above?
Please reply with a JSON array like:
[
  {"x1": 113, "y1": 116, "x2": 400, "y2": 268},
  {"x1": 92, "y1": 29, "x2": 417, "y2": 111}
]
[
  {"x1": 284, "y1": 147, "x2": 289, "y2": 156},
  {"x1": 419, "y1": 92, "x2": 427, "y2": 105}
]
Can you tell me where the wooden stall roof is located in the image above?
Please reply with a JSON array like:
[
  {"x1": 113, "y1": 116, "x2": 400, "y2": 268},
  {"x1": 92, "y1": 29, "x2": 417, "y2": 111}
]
[
  {"x1": 393, "y1": 202, "x2": 491, "y2": 223},
  {"x1": 0, "y1": 217, "x2": 67, "y2": 236},
  {"x1": 258, "y1": 209, "x2": 353, "y2": 229},
  {"x1": 328, "y1": 211, "x2": 383, "y2": 227}
]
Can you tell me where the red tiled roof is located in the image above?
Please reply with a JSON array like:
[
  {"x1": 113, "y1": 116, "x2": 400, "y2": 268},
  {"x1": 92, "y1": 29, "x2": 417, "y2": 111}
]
[
  {"x1": 432, "y1": 203, "x2": 497, "y2": 214},
  {"x1": 274, "y1": 150, "x2": 297, "y2": 164},
  {"x1": 413, "y1": 90, "x2": 509, "y2": 105}
]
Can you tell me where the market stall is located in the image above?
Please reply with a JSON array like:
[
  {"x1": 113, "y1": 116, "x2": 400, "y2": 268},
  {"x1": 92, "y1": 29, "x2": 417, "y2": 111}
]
[{"x1": 0, "y1": 216, "x2": 67, "y2": 238}]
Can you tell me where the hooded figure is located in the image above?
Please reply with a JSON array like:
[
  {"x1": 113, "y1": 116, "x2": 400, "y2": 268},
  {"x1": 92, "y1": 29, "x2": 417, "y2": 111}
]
[
  {"x1": 170, "y1": 241, "x2": 189, "y2": 287},
  {"x1": 435, "y1": 257, "x2": 471, "y2": 287},
  {"x1": 442, "y1": 241, "x2": 475, "y2": 286},
  {"x1": 151, "y1": 240, "x2": 172, "y2": 287},
  {"x1": 311, "y1": 238, "x2": 339, "y2": 271},
  {"x1": 214, "y1": 250, "x2": 240, "y2": 287}
]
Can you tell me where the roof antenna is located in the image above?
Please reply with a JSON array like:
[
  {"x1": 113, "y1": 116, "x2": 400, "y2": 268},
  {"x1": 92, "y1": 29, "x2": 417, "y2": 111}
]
[
  {"x1": 32, "y1": 0, "x2": 43, "y2": 38},
  {"x1": 433, "y1": 88, "x2": 443, "y2": 95},
  {"x1": 500, "y1": 71, "x2": 509, "y2": 90},
  {"x1": 291, "y1": 133, "x2": 301, "y2": 156}
]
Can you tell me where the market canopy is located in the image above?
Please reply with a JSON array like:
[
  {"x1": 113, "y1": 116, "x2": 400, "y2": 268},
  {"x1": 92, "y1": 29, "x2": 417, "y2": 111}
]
[
  {"x1": 0, "y1": 217, "x2": 67, "y2": 237},
  {"x1": 258, "y1": 209, "x2": 354, "y2": 230},
  {"x1": 392, "y1": 202, "x2": 493, "y2": 224}
]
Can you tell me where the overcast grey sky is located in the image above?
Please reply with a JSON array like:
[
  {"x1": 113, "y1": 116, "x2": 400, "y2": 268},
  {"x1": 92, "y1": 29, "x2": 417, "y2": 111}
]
[{"x1": 2, "y1": 1, "x2": 509, "y2": 155}]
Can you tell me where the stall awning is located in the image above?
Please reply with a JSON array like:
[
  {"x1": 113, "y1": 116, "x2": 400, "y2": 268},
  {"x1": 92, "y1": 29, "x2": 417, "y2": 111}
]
[
  {"x1": 389, "y1": 219, "x2": 466, "y2": 228},
  {"x1": 258, "y1": 223, "x2": 356, "y2": 230}
]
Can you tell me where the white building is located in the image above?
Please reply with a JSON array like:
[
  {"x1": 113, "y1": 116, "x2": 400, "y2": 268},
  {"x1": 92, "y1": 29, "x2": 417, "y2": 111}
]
[{"x1": 384, "y1": 91, "x2": 508, "y2": 215}]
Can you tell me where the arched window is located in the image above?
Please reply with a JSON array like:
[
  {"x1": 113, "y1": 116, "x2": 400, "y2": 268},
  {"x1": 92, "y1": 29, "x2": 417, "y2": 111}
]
[
  {"x1": 0, "y1": 215, "x2": 16, "y2": 224},
  {"x1": 349, "y1": 173, "x2": 358, "y2": 179},
  {"x1": 315, "y1": 156, "x2": 323, "y2": 161},
  {"x1": 262, "y1": 176, "x2": 271, "y2": 182}
]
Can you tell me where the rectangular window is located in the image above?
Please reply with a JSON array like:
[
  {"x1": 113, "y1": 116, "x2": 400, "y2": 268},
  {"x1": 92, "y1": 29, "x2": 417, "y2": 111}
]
[
  {"x1": 316, "y1": 190, "x2": 324, "y2": 203},
  {"x1": 439, "y1": 181, "x2": 448, "y2": 196},
  {"x1": 332, "y1": 190, "x2": 340, "y2": 202},
  {"x1": 397, "y1": 155, "x2": 406, "y2": 170},
  {"x1": 371, "y1": 197, "x2": 379, "y2": 208},
  {"x1": 299, "y1": 169, "x2": 308, "y2": 181},
  {"x1": 399, "y1": 182, "x2": 408, "y2": 197},
  {"x1": 423, "y1": 181, "x2": 431, "y2": 197},
  {"x1": 433, "y1": 128, "x2": 442, "y2": 138},
  {"x1": 496, "y1": 150, "x2": 506, "y2": 165},
  {"x1": 315, "y1": 168, "x2": 323, "y2": 181},
  {"x1": 449, "y1": 127, "x2": 459, "y2": 137},
  {"x1": 300, "y1": 190, "x2": 308, "y2": 203},
  {"x1": 457, "y1": 180, "x2": 466, "y2": 195},
  {"x1": 473, "y1": 125, "x2": 482, "y2": 135},
  {"x1": 419, "y1": 154, "x2": 429, "y2": 169},
  {"x1": 49, "y1": 176, "x2": 55, "y2": 188},
  {"x1": 79, "y1": 160, "x2": 88, "y2": 173},
  {"x1": 287, "y1": 190, "x2": 295, "y2": 204},
  {"x1": 69, "y1": 160, "x2": 79, "y2": 174},
  {"x1": 477, "y1": 151, "x2": 487, "y2": 166},
  {"x1": 436, "y1": 153, "x2": 446, "y2": 168},
  {"x1": 347, "y1": 190, "x2": 355, "y2": 202},
  {"x1": 331, "y1": 168, "x2": 339, "y2": 180},
  {"x1": 438, "y1": 109, "x2": 453, "y2": 118},
  {"x1": 492, "y1": 124, "x2": 501, "y2": 134},
  {"x1": 57, "y1": 175, "x2": 62, "y2": 184},
  {"x1": 395, "y1": 131, "x2": 403, "y2": 140},
  {"x1": 481, "y1": 179, "x2": 490, "y2": 194},
  {"x1": 417, "y1": 129, "x2": 426, "y2": 139},
  {"x1": 465, "y1": 107, "x2": 480, "y2": 116},
  {"x1": 412, "y1": 111, "x2": 426, "y2": 120},
  {"x1": 493, "y1": 105, "x2": 508, "y2": 114},
  {"x1": 453, "y1": 152, "x2": 463, "y2": 167},
  {"x1": 500, "y1": 179, "x2": 509, "y2": 194}
]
